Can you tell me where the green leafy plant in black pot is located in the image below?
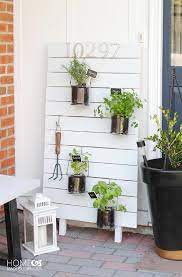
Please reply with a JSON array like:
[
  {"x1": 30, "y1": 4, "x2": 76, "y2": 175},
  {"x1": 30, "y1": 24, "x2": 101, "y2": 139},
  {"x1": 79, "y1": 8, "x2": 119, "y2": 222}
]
[
  {"x1": 68, "y1": 148, "x2": 91, "y2": 194},
  {"x1": 141, "y1": 107, "x2": 182, "y2": 260},
  {"x1": 94, "y1": 90, "x2": 143, "y2": 134},
  {"x1": 91, "y1": 181, "x2": 126, "y2": 229},
  {"x1": 64, "y1": 57, "x2": 89, "y2": 105}
]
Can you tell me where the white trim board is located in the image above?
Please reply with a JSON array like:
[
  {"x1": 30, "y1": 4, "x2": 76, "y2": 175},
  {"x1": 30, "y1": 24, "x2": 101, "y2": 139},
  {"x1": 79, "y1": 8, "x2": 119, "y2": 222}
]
[{"x1": 43, "y1": 43, "x2": 141, "y2": 233}]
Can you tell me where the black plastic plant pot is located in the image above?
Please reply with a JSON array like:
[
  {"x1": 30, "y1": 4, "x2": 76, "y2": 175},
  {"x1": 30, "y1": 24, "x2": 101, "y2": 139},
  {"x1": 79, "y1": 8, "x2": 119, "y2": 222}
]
[
  {"x1": 97, "y1": 208, "x2": 114, "y2": 229},
  {"x1": 71, "y1": 86, "x2": 89, "y2": 105},
  {"x1": 111, "y1": 115, "x2": 129, "y2": 134},
  {"x1": 68, "y1": 175, "x2": 86, "y2": 194},
  {"x1": 142, "y1": 158, "x2": 182, "y2": 260}
]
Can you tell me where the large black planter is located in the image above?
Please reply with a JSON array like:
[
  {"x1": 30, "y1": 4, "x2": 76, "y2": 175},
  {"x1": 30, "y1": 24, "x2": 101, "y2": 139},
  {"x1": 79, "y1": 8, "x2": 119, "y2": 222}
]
[
  {"x1": 142, "y1": 158, "x2": 182, "y2": 260},
  {"x1": 68, "y1": 175, "x2": 86, "y2": 194},
  {"x1": 71, "y1": 86, "x2": 89, "y2": 105},
  {"x1": 97, "y1": 208, "x2": 114, "y2": 229},
  {"x1": 111, "y1": 116, "x2": 129, "y2": 134}
]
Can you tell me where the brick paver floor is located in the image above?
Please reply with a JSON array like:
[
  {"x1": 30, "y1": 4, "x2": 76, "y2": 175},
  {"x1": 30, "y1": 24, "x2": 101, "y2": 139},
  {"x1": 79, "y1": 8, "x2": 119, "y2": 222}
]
[{"x1": 0, "y1": 213, "x2": 182, "y2": 277}]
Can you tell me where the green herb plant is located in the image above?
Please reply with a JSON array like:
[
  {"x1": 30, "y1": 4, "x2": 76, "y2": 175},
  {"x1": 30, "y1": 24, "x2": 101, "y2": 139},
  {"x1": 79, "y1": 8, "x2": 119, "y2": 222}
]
[
  {"x1": 63, "y1": 56, "x2": 89, "y2": 86},
  {"x1": 146, "y1": 108, "x2": 182, "y2": 169},
  {"x1": 94, "y1": 90, "x2": 143, "y2": 127},
  {"x1": 69, "y1": 148, "x2": 91, "y2": 175},
  {"x1": 92, "y1": 181, "x2": 127, "y2": 212}
]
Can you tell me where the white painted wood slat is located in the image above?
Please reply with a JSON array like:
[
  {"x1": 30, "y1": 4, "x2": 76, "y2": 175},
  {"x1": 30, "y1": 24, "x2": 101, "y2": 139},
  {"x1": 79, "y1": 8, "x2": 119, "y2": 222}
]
[
  {"x1": 48, "y1": 58, "x2": 141, "y2": 73},
  {"x1": 44, "y1": 188, "x2": 137, "y2": 212},
  {"x1": 43, "y1": 174, "x2": 137, "y2": 197},
  {"x1": 47, "y1": 72, "x2": 140, "y2": 88},
  {"x1": 45, "y1": 130, "x2": 138, "y2": 150},
  {"x1": 56, "y1": 204, "x2": 137, "y2": 228}
]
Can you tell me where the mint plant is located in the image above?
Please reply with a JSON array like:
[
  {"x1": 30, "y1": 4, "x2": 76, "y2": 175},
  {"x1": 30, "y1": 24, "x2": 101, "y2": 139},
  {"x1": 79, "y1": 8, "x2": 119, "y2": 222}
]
[
  {"x1": 91, "y1": 181, "x2": 127, "y2": 212},
  {"x1": 63, "y1": 56, "x2": 89, "y2": 86},
  {"x1": 69, "y1": 148, "x2": 91, "y2": 175},
  {"x1": 146, "y1": 108, "x2": 182, "y2": 169},
  {"x1": 94, "y1": 90, "x2": 143, "y2": 126}
]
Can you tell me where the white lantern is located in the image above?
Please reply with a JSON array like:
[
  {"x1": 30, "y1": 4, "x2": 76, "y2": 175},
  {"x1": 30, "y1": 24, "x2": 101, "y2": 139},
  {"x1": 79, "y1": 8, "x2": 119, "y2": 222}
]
[{"x1": 21, "y1": 193, "x2": 59, "y2": 256}]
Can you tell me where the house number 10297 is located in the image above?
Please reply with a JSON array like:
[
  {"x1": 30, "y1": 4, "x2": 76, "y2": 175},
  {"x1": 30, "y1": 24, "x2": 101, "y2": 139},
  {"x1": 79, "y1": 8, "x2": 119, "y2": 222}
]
[{"x1": 66, "y1": 42, "x2": 121, "y2": 58}]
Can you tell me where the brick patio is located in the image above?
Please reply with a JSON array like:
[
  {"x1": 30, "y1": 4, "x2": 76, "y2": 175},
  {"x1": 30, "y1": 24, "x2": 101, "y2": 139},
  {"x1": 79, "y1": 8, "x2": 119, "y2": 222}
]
[{"x1": 0, "y1": 213, "x2": 182, "y2": 277}]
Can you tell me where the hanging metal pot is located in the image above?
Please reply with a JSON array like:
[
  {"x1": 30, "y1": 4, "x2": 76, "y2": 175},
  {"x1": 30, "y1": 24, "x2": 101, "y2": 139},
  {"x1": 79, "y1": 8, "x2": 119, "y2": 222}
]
[
  {"x1": 68, "y1": 175, "x2": 86, "y2": 194},
  {"x1": 97, "y1": 208, "x2": 115, "y2": 229},
  {"x1": 71, "y1": 85, "x2": 89, "y2": 105},
  {"x1": 111, "y1": 115, "x2": 129, "y2": 135}
]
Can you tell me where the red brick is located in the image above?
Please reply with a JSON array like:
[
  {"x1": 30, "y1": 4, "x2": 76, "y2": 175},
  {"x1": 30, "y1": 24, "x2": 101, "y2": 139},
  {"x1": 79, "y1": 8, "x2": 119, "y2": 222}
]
[
  {"x1": 8, "y1": 166, "x2": 15, "y2": 175},
  {"x1": 0, "y1": 23, "x2": 7, "y2": 32},
  {"x1": 0, "y1": 107, "x2": 7, "y2": 116},
  {"x1": 0, "y1": 3, "x2": 6, "y2": 11},
  {"x1": 1, "y1": 137, "x2": 14, "y2": 149},
  {"x1": 1, "y1": 157, "x2": 15, "y2": 168},
  {"x1": 1, "y1": 116, "x2": 14, "y2": 127},
  {"x1": 0, "y1": 54, "x2": 13, "y2": 64},
  {"x1": 0, "y1": 13, "x2": 13, "y2": 22},
  {"x1": 0, "y1": 44, "x2": 6, "y2": 53},
  {"x1": 7, "y1": 23, "x2": 13, "y2": 32},
  {"x1": 0, "y1": 169, "x2": 7, "y2": 175},
  {"x1": 0, "y1": 129, "x2": 6, "y2": 138},
  {"x1": 0, "y1": 150, "x2": 7, "y2": 159},
  {"x1": 0, "y1": 75, "x2": 13, "y2": 84},
  {"x1": 8, "y1": 105, "x2": 14, "y2": 114},
  {"x1": 103, "y1": 261, "x2": 136, "y2": 271},
  {"x1": 7, "y1": 126, "x2": 14, "y2": 136},
  {"x1": 7, "y1": 44, "x2": 13, "y2": 53},
  {"x1": 0, "y1": 87, "x2": 6, "y2": 95},
  {"x1": 0, "y1": 33, "x2": 13, "y2": 42},
  {"x1": 0, "y1": 66, "x2": 5, "y2": 74},
  {"x1": 0, "y1": 95, "x2": 14, "y2": 105},
  {"x1": 7, "y1": 147, "x2": 14, "y2": 157},
  {"x1": 7, "y1": 85, "x2": 13, "y2": 94},
  {"x1": 7, "y1": 65, "x2": 13, "y2": 73},
  {"x1": 7, "y1": 3, "x2": 13, "y2": 13}
]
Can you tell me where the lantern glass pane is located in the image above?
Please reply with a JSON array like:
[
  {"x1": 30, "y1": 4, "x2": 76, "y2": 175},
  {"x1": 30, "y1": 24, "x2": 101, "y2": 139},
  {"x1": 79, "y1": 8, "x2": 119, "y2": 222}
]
[
  {"x1": 38, "y1": 224, "x2": 53, "y2": 248},
  {"x1": 25, "y1": 220, "x2": 34, "y2": 248}
]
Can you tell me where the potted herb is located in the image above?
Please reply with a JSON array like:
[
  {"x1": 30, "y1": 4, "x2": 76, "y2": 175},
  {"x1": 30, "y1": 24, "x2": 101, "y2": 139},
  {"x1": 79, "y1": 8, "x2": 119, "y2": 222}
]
[
  {"x1": 64, "y1": 57, "x2": 89, "y2": 105},
  {"x1": 141, "y1": 108, "x2": 182, "y2": 260},
  {"x1": 68, "y1": 148, "x2": 90, "y2": 194},
  {"x1": 91, "y1": 181, "x2": 126, "y2": 229},
  {"x1": 94, "y1": 90, "x2": 143, "y2": 134}
]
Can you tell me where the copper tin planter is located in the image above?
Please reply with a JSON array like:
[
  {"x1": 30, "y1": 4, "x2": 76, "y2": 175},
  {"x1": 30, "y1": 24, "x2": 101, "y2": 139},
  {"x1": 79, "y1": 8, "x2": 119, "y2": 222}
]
[
  {"x1": 111, "y1": 116, "x2": 129, "y2": 135},
  {"x1": 71, "y1": 86, "x2": 89, "y2": 105},
  {"x1": 68, "y1": 175, "x2": 86, "y2": 194},
  {"x1": 97, "y1": 208, "x2": 114, "y2": 229}
]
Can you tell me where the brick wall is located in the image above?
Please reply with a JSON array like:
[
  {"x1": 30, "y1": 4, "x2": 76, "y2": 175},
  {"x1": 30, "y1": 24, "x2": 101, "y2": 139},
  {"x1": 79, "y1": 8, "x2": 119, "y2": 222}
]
[{"x1": 0, "y1": 0, "x2": 14, "y2": 215}]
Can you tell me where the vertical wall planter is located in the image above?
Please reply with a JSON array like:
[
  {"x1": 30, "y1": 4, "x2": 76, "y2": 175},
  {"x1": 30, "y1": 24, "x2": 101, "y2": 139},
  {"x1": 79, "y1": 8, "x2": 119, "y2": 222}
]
[
  {"x1": 111, "y1": 116, "x2": 129, "y2": 135},
  {"x1": 97, "y1": 208, "x2": 114, "y2": 229},
  {"x1": 71, "y1": 86, "x2": 89, "y2": 105},
  {"x1": 68, "y1": 175, "x2": 86, "y2": 194}
]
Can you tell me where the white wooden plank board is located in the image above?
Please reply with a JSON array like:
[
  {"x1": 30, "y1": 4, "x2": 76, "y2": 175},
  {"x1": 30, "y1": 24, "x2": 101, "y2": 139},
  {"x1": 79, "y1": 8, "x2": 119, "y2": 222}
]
[
  {"x1": 45, "y1": 116, "x2": 137, "y2": 135},
  {"x1": 46, "y1": 87, "x2": 140, "y2": 103},
  {"x1": 44, "y1": 188, "x2": 137, "y2": 212},
  {"x1": 45, "y1": 130, "x2": 138, "y2": 150},
  {"x1": 88, "y1": 163, "x2": 137, "y2": 181},
  {"x1": 44, "y1": 159, "x2": 137, "y2": 181},
  {"x1": 56, "y1": 204, "x2": 137, "y2": 227},
  {"x1": 48, "y1": 58, "x2": 141, "y2": 73},
  {"x1": 48, "y1": 43, "x2": 141, "y2": 59},
  {"x1": 43, "y1": 174, "x2": 137, "y2": 197},
  {"x1": 44, "y1": 145, "x2": 137, "y2": 165},
  {"x1": 47, "y1": 73, "x2": 140, "y2": 88}
]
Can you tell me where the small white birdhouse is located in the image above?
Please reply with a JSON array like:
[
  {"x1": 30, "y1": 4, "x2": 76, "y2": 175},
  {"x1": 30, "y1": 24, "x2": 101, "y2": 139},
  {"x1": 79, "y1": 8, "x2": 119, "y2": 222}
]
[{"x1": 21, "y1": 193, "x2": 59, "y2": 256}]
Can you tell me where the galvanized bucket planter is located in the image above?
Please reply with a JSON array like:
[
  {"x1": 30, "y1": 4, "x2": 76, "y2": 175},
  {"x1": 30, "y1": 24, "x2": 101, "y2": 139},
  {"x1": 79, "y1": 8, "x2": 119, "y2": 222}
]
[
  {"x1": 71, "y1": 86, "x2": 89, "y2": 105},
  {"x1": 111, "y1": 115, "x2": 129, "y2": 134}
]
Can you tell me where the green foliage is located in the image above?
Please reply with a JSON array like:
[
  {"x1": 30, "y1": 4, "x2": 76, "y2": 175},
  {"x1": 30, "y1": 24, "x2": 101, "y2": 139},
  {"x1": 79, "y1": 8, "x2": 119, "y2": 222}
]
[
  {"x1": 63, "y1": 56, "x2": 89, "y2": 86},
  {"x1": 69, "y1": 148, "x2": 91, "y2": 175},
  {"x1": 91, "y1": 181, "x2": 127, "y2": 212},
  {"x1": 146, "y1": 108, "x2": 182, "y2": 169},
  {"x1": 94, "y1": 90, "x2": 143, "y2": 120}
]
